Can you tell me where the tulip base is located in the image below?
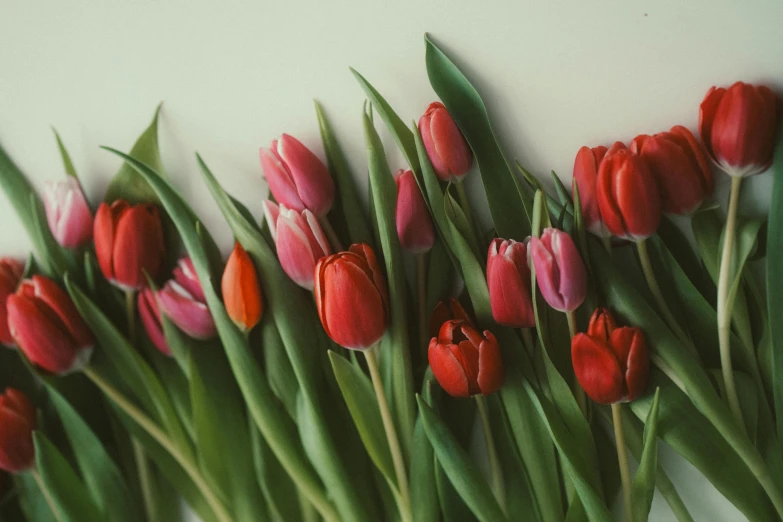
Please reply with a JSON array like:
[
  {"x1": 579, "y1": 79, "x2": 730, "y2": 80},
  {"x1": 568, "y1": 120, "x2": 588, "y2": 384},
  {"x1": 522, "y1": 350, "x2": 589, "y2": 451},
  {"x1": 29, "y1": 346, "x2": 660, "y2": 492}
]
[{"x1": 611, "y1": 402, "x2": 633, "y2": 522}]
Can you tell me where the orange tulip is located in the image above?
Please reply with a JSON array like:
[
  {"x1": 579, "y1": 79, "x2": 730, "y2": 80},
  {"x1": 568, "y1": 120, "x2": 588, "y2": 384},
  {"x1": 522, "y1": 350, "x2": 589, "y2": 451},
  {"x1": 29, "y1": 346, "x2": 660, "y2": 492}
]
[{"x1": 222, "y1": 242, "x2": 263, "y2": 332}]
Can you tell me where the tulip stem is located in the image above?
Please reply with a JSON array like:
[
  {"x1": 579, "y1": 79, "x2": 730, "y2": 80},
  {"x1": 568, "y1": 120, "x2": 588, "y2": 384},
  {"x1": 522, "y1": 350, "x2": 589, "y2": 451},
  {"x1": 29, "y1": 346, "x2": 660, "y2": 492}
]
[
  {"x1": 416, "y1": 253, "x2": 428, "y2": 360},
  {"x1": 475, "y1": 395, "x2": 507, "y2": 514},
  {"x1": 716, "y1": 176, "x2": 745, "y2": 429},
  {"x1": 636, "y1": 240, "x2": 698, "y2": 359},
  {"x1": 125, "y1": 289, "x2": 136, "y2": 346},
  {"x1": 611, "y1": 402, "x2": 633, "y2": 522},
  {"x1": 83, "y1": 366, "x2": 233, "y2": 522},
  {"x1": 364, "y1": 348, "x2": 412, "y2": 522},
  {"x1": 133, "y1": 439, "x2": 159, "y2": 521},
  {"x1": 319, "y1": 216, "x2": 344, "y2": 252},
  {"x1": 565, "y1": 311, "x2": 588, "y2": 417},
  {"x1": 30, "y1": 469, "x2": 64, "y2": 522},
  {"x1": 455, "y1": 179, "x2": 481, "y2": 244}
]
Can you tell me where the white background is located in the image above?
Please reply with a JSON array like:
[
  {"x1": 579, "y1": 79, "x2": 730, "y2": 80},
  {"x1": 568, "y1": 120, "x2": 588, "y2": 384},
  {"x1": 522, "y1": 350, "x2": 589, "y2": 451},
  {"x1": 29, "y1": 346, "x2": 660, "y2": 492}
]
[{"x1": 2, "y1": 1, "x2": 782, "y2": 520}]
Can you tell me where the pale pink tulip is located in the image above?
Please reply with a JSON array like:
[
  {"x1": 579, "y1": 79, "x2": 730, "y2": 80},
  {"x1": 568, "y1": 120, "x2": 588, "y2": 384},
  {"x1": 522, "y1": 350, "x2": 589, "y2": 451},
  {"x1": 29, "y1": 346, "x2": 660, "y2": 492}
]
[{"x1": 43, "y1": 178, "x2": 93, "y2": 249}]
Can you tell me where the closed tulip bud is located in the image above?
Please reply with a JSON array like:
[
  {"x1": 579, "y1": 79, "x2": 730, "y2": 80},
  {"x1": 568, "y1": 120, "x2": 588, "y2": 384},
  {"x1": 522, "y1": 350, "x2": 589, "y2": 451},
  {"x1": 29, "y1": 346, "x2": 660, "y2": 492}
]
[
  {"x1": 699, "y1": 81, "x2": 780, "y2": 178},
  {"x1": 263, "y1": 201, "x2": 331, "y2": 290},
  {"x1": 0, "y1": 388, "x2": 36, "y2": 473},
  {"x1": 418, "y1": 102, "x2": 473, "y2": 181},
  {"x1": 586, "y1": 307, "x2": 617, "y2": 342},
  {"x1": 43, "y1": 178, "x2": 93, "y2": 249},
  {"x1": 138, "y1": 288, "x2": 170, "y2": 356},
  {"x1": 315, "y1": 244, "x2": 389, "y2": 350},
  {"x1": 429, "y1": 320, "x2": 503, "y2": 397},
  {"x1": 259, "y1": 134, "x2": 334, "y2": 217},
  {"x1": 222, "y1": 242, "x2": 263, "y2": 332},
  {"x1": 572, "y1": 326, "x2": 649, "y2": 404},
  {"x1": 0, "y1": 258, "x2": 25, "y2": 346},
  {"x1": 529, "y1": 228, "x2": 587, "y2": 313},
  {"x1": 6, "y1": 275, "x2": 93, "y2": 374},
  {"x1": 487, "y1": 238, "x2": 535, "y2": 328},
  {"x1": 597, "y1": 144, "x2": 661, "y2": 241},
  {"x1": 157, "y1": 258, "x2": 216, "y2": 340},
  {"x1": 630, "y1": 126, "x2": 713, "y2": 215},
  {"x1": 572, "y1": 145, "x2": 610, "y2": 238},
  {"x1": 429, "y1": 298, "x2": 474, "y2": 338},
  {"x1": 394, "y1": 169, "x2": 435, "y2": 253},
  {"x1": 94, "y1": 200, "x2": 165, "y2": 290}
]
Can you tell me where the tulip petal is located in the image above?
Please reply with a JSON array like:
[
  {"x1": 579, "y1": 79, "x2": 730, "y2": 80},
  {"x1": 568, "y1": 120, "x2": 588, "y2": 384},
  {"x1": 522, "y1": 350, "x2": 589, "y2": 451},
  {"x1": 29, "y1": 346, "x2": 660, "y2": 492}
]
[
  {"x1": 430, "y1": 107, "x2": 472, "y2": 178},
  {"x1": 260, "y1": 146, "x2": 305, "y2": 212},
  {"x1": 262, "y1": 200, "x2": 281, "y2": 241},
  {"x1": 222, "y1": 242, "x2": 263, "y2": 332},
  {"x1": 157, "y1": 281, "x2": 216, "y2": 340},
  {"x1": 276, "y1": 211, "x2": 319, "y2": 290},
  {"x1": 571, "y1": 333, "x2": 623, "y2": 405},
  {"x1": 276, "y1": 134, "x2": 334, "y2": 217},
  {"x1": 612, "y1": 327, "x2": 650, "y2": 401},
  {"x1": 112, "y1": 204, "x2": 165, "y2": 289},
  {"x1": 488, "y1": 240, "x2": 535, "y2": 328},
  {"x1": 94, "y1": 201, "x2": 126, "y2": 282},
  {"x1": 428, "y1": 339, "x2": 471, "y2": 398},
  {"x1": 29, "y1": 276, "x2": 93, "y2": 348},
  {"x1": 138, "y1": 288, "x2": 170, "y2": 356},
  {"x1": 477, "y1": 331, "x2": 503, "y2": 395},
  {"x1": 0, "y1": 392, "x2": 35, "y2": 472}
]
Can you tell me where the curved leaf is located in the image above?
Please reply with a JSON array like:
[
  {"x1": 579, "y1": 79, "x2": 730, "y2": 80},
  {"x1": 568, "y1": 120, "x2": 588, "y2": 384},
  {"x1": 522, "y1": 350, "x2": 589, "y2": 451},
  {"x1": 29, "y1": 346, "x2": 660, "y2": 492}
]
[{"x1": 631, "y1": 389, "x2": 660, "y2": 522}]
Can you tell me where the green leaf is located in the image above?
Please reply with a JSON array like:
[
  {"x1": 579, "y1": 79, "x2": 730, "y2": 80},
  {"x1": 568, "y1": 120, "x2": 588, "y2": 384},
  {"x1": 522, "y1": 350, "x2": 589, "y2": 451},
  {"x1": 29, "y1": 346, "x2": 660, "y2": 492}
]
[
  {"x1": 261, "y1": 316, "x2": 300, "y2": 420},
  {"x1": 632, "y1": 389, "x2": 660, "y2": 522},
  {"x1": 410, "y1": 377, "x2": 440, "y2": 522},
  {"x1": 46, "y1": 386, "x2": 138, "y2": 522},
  {"x1": 424, "y1": 34, "x2": 531, "y2": 240},
  {"x1": 52, "y1": 129, "x2": 79, "y2": 179},
  {"x1": 32, "y1": 432, "x2": 103, "y2": 522},
  {"x1": 765, "y1": 136, "x2": 783, "y2": 435},
  {"x1": 417, "y1": 397, "x2": 508, "y2": 522},
  {"x1": 250, "y1": 422, "x2": 301, "y2": 522}
]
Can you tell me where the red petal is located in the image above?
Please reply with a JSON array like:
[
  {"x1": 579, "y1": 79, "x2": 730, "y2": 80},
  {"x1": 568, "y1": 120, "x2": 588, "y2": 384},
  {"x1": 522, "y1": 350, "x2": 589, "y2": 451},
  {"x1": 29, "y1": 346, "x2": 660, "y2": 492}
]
[
  {"x1": 571, "y1": 333, "x2": 623, "y2": 404},
  {"x1": 429, "y1": 339, "x2": 470, "y2": 398},
  {"x1": 31, "y1": 276, "x2": 93, "y2": 348},
  {"x1": 477, "y1": 330, "x2": 503, "y2": 395}
]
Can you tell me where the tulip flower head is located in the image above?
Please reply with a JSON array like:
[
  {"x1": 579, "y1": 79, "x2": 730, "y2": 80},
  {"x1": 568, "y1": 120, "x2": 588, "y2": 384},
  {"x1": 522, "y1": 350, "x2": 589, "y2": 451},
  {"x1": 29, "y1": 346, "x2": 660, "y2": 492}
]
[
  {"x1": 418, "y1": 102, "x2": 473, "y2": 182},
  {"x1": 573, "y1": 145, "x2": 610, "y2": 238},
  {"x1": 429, "y1": 298, "x2": 474, "y2": 339},
  {"x1": 0, "y1": 388, "x2": 36, "y2": 473},
  {"x1": 157, "y1": 257, "x2": 216, "y2": 340},
  {"x1": 43, "y1": 177, "x2": 94, "y2": 249},
  {"x1": 700, "y1": 81, "x2": 780, "y2": 178},
  {"x1": 596, "y1": 143, "x2": 661, "y2": 241},
  {"x1": 529, "y1": 228, "x2": 587, "y2": 313},
  {"x1": 259, "y1": 134, "x2": 334, "y2": 217},
  {"x1": 94, "y1": 200, "x2": 165, "y2": 290},
  {"x1": 572, "y1": 319, "x2": 649, "y2": 404},
  {"x1": 222, "y1": 242, "x2": 263, "y2": 333},
  {"x1": 315, "y1": 243, "x2": 389, "y2": 350},
  {"x1": 394, "y1": 169, "x2": 435, "y2": 253},
  {"x1": 0, "y1": 258, "x2": 25, "y2": 347},
  {"x1": 6, "y1": 275, "x2": 94, "y2": 374},
  {"x1": 631, "y1": 126, "x2": 713, "y2": 215},
  {"x1": 264, "y1": 201, "x2": 331, "y2": 290},
  {"x1": 487, "y1": 238, "x2": 535, "y2": 328},
  {"x1": 428, "y1": 320, "x2": 503, "y2": 397},
  {"x1": 138, "y1": 288, "x2": 170, "y2": 356},
  {"x1": 586, "y1": 307, "x2": 617, "y2": 342}
]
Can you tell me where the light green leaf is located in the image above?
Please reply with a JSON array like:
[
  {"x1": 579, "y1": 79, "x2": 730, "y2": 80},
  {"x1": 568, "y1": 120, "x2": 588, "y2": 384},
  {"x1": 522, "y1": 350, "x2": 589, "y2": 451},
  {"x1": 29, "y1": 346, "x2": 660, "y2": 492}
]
[
  {"x1": 250, "y1": 423, "x2": 302, "y2": 522},
  {"x1": 632, "y1": 389, "x2": 660, "y2": 522},
  {"x1": 52, "y1": 129, "x2": 79, "y2": 179}
]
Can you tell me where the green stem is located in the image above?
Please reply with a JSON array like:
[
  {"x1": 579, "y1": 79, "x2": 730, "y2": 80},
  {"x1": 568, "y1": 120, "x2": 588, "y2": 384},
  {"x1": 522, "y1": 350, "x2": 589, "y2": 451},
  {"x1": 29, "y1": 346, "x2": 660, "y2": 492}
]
[
  {"x1": 83, "y1": 366, "x2": 233, "y2": 522},
  {"x1": 716, "y1": 176, "x2": 745, "y2": 429},
  {"x1": 416, "y1": 253, "x2": 428, "y2": 360},
  {"x1": 318, "y1": 217, "x2": 344, "y2": 252},
  {"x1": 612, "y1": 403, "x2": 633, "y2": 522},
  {"x1": 125, "y1": 289, "x2": 136, "y2": 346},
  {"x1": 364, "y1": 348, "x2": 412, "y2": 522},
  {"x1": 30, "y1": 469, "x2": 64, "y2": 522},
  {"x1": 455, "y1": 179, "x2": 482, "y2": 244},
  {"x1": 636, "y1": 239, "x2": 699, "y2": 359},
  {"x1": 132, "y1": 439, "x2": 158, "y2": 521},
  {"x1": 475, "y1": 395, "x2": 506, "y2": 514},
  {"x1": 565, "y1": 311, "x2": 587, "y2": 417}
]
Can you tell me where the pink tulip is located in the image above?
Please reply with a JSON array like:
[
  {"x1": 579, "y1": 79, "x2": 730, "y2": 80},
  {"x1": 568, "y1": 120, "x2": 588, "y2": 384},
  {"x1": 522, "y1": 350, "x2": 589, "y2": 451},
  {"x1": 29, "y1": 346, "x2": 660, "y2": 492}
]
[
  {"x1": 487, "y1": 238, "x2": 535, "y2": 328},
  {"x1": 138, "y1": 288, "x2": 170, "y2": 356},
  {"x1": 263, "y1": 201, "x2": 331, "y2": 290},
  {"x1": 259, "y1": 134, "x2": 334, "y2": 217},
  {"x1": 43, "y1": 178, "x2": 93, "y2": 249},
  {"x1": 529, "y1": 228, "x2": 587, "y2": 313},
  {"x1": 395, "y1": 169, "x2": 435, "y2": 253},
  {"x1": 156, "y1": 257, "x2": 216, "y2": 340}
]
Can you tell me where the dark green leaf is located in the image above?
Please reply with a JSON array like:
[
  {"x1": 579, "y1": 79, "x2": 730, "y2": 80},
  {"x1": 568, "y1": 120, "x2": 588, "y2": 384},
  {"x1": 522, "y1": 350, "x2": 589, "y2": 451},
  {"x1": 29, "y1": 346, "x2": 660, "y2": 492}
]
[{"x1": 632, "y1": 389, "x2": 660, "y2": 522}]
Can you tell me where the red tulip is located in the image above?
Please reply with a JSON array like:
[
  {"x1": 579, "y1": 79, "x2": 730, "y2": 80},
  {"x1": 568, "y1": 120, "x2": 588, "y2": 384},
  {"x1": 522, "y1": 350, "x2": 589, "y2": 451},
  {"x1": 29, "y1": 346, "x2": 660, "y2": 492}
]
[
  {"x1": 596, "y1": 143, "x2": 661, "y2": 241},
  {"x1": 487, "y1": 238, "x2": 535, "y2": 328},
  {"x1": 395, "y1": 169, "x2": 435, "y2": 253},
  {"x1": 429, "y1": 298, "x2": 474, "y2": 338},
  {"x1": 0, "y1": 388, "x2": 36, "y2": 473},
  {"x1": 157, "y1": 257, "x2": 216, "y2": 340},
  {"x1": 418, "y1": 102, "x2": 473, "y2": 182},
  {"x1": 0, "y1": 258, "x2": 25, "y2": 346},
  {"x1": 222, "y1": 242, "x2": 264, "y2": 333},
  {"x1": 94, "y1": 200, "x2": 165, "y2": 290},
  {"x1": 529, "y1": 228, "x2": 587, "y2": 313},
  {"x1": 6, "y1": 276, "x2": 94, "y2": 374},
  {"x1": 138, "y1": 288, "x2": 170, "y2": 356},
  {"x1": 572, "y1": 145, "x2": 610, "y2": 238},
  {"x1": 630, "y1": 126, "x2": 713, "y2": 215},
  {"x1": 428, "y1": 320, "x2": 503, "y2": 397},
  {"x1": 259, "y1": 134, "x2": 334, "y2": 217},
  {"x1": 699, "y1": 81, "x2": 780, "y2": 178},
  {"x1": 586, "y1": 307, "x2": 617, "y2": 342},
  {"x1": 572, "y1": 325, "x2": 649, "y2": 404},
  {"x1": 315, "y1": 244, "x2": 389, "y2": 350}
]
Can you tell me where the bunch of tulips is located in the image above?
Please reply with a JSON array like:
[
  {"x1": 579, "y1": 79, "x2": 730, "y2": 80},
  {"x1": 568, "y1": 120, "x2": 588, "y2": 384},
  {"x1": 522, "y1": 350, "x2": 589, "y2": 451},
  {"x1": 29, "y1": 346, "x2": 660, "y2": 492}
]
[{"x1": 1, "y1": 36, "x2": 782, "y2": 522}]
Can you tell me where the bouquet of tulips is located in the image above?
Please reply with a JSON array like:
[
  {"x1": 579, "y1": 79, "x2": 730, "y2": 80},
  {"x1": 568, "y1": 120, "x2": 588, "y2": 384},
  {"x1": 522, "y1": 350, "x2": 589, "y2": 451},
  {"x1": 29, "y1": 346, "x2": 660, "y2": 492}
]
[{"x1": 1, "y1": 35, "x2": 782, "y2": 522}]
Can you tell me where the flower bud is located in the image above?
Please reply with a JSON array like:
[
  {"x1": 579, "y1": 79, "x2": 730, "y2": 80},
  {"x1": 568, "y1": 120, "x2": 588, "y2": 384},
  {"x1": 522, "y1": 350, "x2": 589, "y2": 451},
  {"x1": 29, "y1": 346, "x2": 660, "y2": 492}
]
[
  {"x1": 699, "y1": 81, "x2": 780, "y2": 178},
  {"x1": 264, "y1": 201, "x2": 331, "y2": 290},
  {"x1": 0, "y1": 388, "x2": 36, "y2": 473},
  {"x1": 418, "y1": 102, "x2": 473, "y2": 181},
  {"x1": 0, "y1": 258, "x2": 25, "y2": 346},
  {"x1": 222, "y1": 242, "x2": 263, "y2": 333},
  {"x1": 6, "y1": 275, "x2": 93, "y2": 374},
  {"x1": 630, "y1": 126, "x2": 713, "y2": 215},
  {"x1": 157, "y1": 257, "x2": 216, "y2": 340},
  {"x1": 315, "y1": 244, "x2": 388, "y2": 350},
  {"x1": 138, "y1": 288, "x2": 170, "y2": 356},
  {"x1": 529, "y1": 228, "x2": 587, "y2": 313},
  {"x1": 43, "y1": 178, "x2": 93, "y2": 249},
  {"x1": 94, "y1": 200, "x2": 165, "y2": 290},
  {"x1": 429, "y1": 298, "x2": 474, "y2": 339},
  {"x1": 259, "y1": 134, "x2": 334, "y2": 217},
  {"x1": 572, "y1": 145, "x2": 610, "y2": 238},
  {"x1": 429, "y1": 320, "x2": 503, "y2": 397},
  {"x1": 586, "y1": 307, "x2": 617, "y2": 342},
  {"x1": 395, "y1": 169, "x2": 435, "y2": 253},
  {"x1": 487, "y1": 238, "x2": 535, "y2": 328}
]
